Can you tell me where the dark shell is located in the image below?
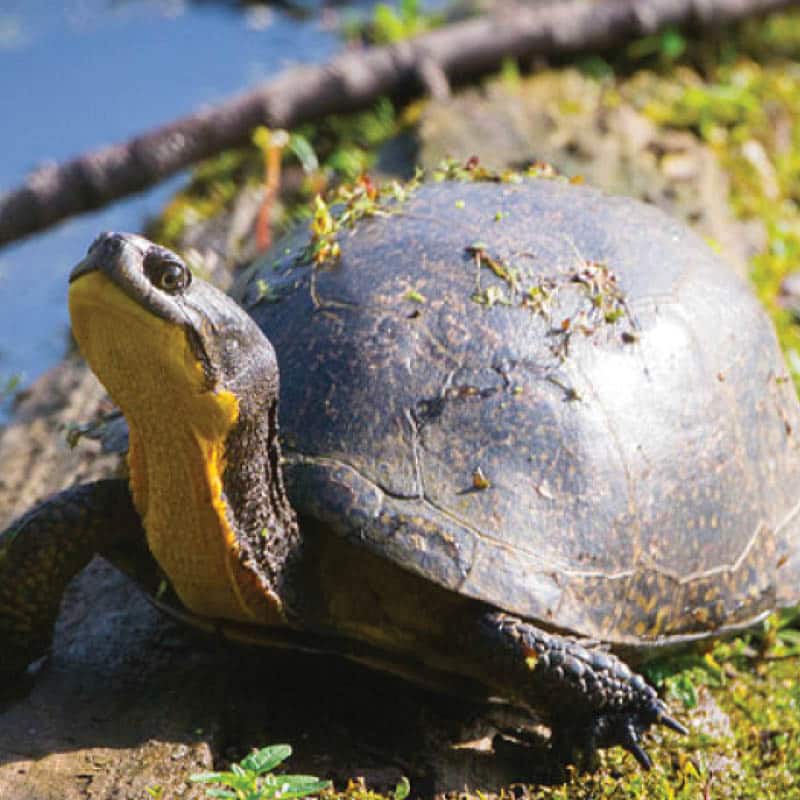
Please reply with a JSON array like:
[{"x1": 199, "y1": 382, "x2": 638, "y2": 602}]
[{"x1": 243, "y1": 179, "x2": 800, "y2": 647}]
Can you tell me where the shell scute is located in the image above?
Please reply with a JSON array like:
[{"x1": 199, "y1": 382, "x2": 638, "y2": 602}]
[{"x1": 248, "y1": 179, "x2": 800, "y2": 646}]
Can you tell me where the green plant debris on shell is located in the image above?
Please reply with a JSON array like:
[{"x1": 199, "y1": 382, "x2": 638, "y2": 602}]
[
  {"x1": 305, "y1": 174, "x2": 421, "y2": 266},
  {"x1": 303, "y1": 158, "x2": 569, "y2": 270},
  {"x1": 464, "y1": 240, "x2": 637, "y2": 358}
]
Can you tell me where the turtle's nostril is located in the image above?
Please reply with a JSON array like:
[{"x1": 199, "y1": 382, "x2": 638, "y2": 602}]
[
  {"x1": 71, "y1": 233, "x2": 131, "y2": 284},
  {"x1": 87, "y1": 232, "x2": 125, "y2": 258}
]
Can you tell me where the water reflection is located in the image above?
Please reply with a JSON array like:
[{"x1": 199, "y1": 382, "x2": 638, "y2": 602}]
[{"x1": 0, "y1": 0, "x2": 341, "y2": 415}]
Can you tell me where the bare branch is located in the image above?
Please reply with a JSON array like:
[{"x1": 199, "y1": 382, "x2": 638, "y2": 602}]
[{"x1": 0, "y1": 0, "x2": 793, "y2": 247}]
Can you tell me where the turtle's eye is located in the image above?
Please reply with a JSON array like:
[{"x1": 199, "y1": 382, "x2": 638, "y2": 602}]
[{"x1": 144, "y1": 252, "x2": 191, "y2": 294}]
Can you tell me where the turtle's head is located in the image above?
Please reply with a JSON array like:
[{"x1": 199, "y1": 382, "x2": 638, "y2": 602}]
[
  {"x1": 68, "y1": 232, "x2": 298, "y2": 624},
  {"x1": 69, "y1": 231, "x2": 277, "y2": 424}
]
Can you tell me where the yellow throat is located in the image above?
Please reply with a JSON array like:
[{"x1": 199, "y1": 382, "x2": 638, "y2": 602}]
[{"x1": 69, "y1": 270, "x2": 277, "y2": 623}]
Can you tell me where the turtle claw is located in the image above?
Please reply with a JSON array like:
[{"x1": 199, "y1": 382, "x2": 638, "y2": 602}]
[
  {"x1": 626, "y1": 739, "x2": 652, "y2": 770},
  {"x1": 614, "y1": 696, "x2": 688, "y2": 769},
  {"x1": 549, "y1": 694, "x2": 687, "y2": 772},
  {"x1": 657, "y1": 708, "x2": 689, "y2": 735},
  {"x1": 645, "y1": 696, "x2": 689, "y2": 735},
  {"x1": 617, "y1": 719, "x2": 652, "y2": 770}
]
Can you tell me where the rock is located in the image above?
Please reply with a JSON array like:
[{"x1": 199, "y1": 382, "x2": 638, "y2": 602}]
[{"x1": 0, "y1": 355, "x2": 118, "y2": 525}]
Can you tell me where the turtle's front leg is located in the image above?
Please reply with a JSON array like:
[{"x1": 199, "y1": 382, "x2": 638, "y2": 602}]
[
  {"x1": 0, "y1": 478, "x2": 145, "y2": 678},
  {"x1": 475, "y1": 611, "x2": 687, "y2": 770}
]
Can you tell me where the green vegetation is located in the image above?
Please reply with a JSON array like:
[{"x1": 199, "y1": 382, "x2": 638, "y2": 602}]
[
  {"x1": 191, "y1": 744, "x2": 330, "y2": 800},
  {"x1": 294, "y1": 98, "x2": 400, "y2": 183},
  {"x1": 341, "y1": 0, "x2": 443, "y2": 46},
  {"x1": 150, "y1": 98, "x2": 405, "y2": 254}
]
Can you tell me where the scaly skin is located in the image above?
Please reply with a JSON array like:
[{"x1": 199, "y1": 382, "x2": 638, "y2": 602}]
[
  {"x1": 0, "y1": 479, "x2": 145, "y2": 678},
  {"x1": 478, "y1": 612, "x2": 686, "y2": 768}
]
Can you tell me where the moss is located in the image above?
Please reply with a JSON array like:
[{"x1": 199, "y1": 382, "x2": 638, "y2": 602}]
[{"x1": 305, "y1": 172, "x2": 422, "y2": 266}]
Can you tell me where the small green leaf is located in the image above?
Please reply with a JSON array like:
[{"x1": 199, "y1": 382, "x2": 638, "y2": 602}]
[
  {"x1": 394, "y1": 776, "x2": 411, "y2": 800},
  {"x1": 289, "y1": 135, "x2": 319, "y2": 174},
  {"x1": 241, "y1": 744, "x2": 292, "y2": 774},
  {"x1": 191, "y1": 772, "x2": 233, "y2": 783},
  {"x1": 279, "y1": 775, "x2": 325, "y2": 786},
  {"x1": 661, "y1": 28, "x2": 687, "y2": 60},
  {"x1": 404, "y1": 289, "x2": 426, "y2": 304},
  {"x1": 275, "y1": 778, "x2": 331, "y2": 798}
]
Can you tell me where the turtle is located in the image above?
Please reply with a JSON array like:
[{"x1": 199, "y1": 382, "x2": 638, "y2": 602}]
[{"x1": 2, "y1": 174, "x2": 799, "y2": 773}]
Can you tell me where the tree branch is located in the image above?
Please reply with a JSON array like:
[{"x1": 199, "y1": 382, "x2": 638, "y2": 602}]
[{"x1": 0, "y1": 0, "x2": 793, "y2": 247}]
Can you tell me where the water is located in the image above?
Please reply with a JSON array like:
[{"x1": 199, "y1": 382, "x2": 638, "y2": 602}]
[{"x1": 0, "y1": 0, "x2": 344, "y2": 409}]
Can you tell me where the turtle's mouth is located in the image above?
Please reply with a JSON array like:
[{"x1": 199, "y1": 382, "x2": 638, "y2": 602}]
[
  {"x1": 69, "y1": 232, "x2": 191, "y2": 325},
  {"x1": 68, "y1": 268, "x2": 214, "y2": 423}
]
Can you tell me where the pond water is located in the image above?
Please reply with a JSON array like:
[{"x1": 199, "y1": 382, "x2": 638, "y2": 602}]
[{"x1": 0, "y1": 0, "x2": 354, "y2": 415}]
